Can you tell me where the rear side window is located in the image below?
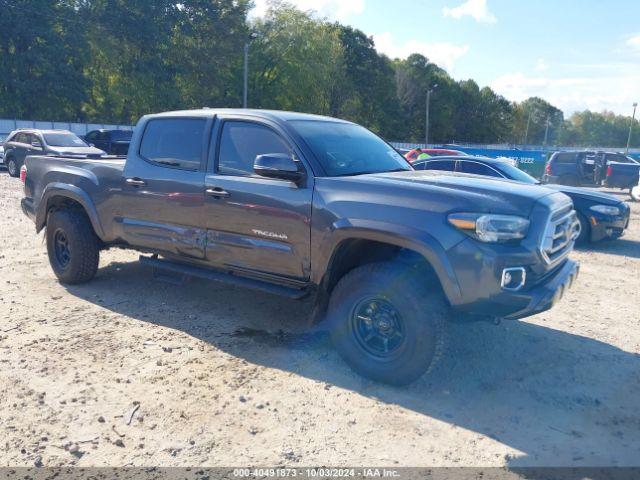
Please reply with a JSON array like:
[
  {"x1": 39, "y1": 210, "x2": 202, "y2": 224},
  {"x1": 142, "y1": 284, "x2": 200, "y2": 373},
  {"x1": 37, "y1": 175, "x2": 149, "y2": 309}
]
[
  {"x1": 459, "y1": 161, "x2": 503, "y2": 177},
  {"x1": 553, "y1": 153, "x2": 577, "y2": 164},
  {"x1": 418, "y1": 160, "x2": 456, "y2": 171},
  {"x1": 140, "y1": 118, "x2": 206, "y2": 170},
  {"x1": 218, "y1": 121, "x2": 291, "y2": 176},
  {"x1": 13, "y1": 133, "x2": 28, "y2": 144}
]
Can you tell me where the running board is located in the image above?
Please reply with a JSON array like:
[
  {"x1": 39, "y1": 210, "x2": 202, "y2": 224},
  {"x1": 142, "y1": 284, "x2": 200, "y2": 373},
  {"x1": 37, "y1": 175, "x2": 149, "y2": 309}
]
[{"x1": 139, "y1": 255, "x2": 308, "y2": 299}]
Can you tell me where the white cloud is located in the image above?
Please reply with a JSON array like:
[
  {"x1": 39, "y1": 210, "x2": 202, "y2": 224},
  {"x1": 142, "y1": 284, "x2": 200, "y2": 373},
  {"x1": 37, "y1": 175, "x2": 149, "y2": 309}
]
[
  {"x1": 625, "y1": 33, "x2": 640, "y2": 54},
  {"x1": 442, "y1": 0, "x2": 496, "y2": 24},
  {"x1": 373, "y1": 32, "x2": 469, "y2": 71},
  {"x1": 535, "y1": 58, "x2": 548, "y2": 72},
  {"x1": 250, "y1": 0, "x2": 365, "y2": 21},
  {"x1": 491, "y1": 66, "x2": 640, "y2": 115}
]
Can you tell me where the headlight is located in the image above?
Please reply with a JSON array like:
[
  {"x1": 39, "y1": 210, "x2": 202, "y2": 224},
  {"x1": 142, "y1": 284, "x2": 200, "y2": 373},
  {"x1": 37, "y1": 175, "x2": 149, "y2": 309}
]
[
  {"x1": 448, "y1": 213, "x2": 530, "y2": 243},
  {"x1": 590, "y1": 205, "x2": 620, "y2": 216}
]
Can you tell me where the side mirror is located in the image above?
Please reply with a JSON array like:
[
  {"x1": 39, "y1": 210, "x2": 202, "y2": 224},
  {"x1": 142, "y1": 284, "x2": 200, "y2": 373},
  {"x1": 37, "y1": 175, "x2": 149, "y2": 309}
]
[
  {"x1": 31, "y1": 141, "x2": 42, "y2": 149},
  {"x1": 253, "y1": 153, "x2": 305, "y2": 182}
]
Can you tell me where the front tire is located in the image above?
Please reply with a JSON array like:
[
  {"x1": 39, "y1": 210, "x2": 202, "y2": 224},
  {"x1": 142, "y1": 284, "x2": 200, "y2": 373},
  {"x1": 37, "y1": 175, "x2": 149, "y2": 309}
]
[
  {"x1": 6, "y1": 157, "x2": 19, "y2": 177},
  {"x1": 327, "y1": 261, "x2": 448, "y2": 386},
  {"x1": 576, "y1": 212, "x2": 590, "y2": 244},
  {"x1": 46, "y1": 209, "x2": 100, "y2": 284}
]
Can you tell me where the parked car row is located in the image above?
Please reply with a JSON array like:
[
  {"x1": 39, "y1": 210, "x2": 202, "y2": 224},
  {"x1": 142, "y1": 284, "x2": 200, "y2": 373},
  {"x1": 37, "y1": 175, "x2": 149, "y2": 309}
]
[
  {"x1": 1, "y1": 128, "x2": 131, "y2": 177},
  {"x1": 411, "y1": 155, "x2": 631, "y2": 243}
]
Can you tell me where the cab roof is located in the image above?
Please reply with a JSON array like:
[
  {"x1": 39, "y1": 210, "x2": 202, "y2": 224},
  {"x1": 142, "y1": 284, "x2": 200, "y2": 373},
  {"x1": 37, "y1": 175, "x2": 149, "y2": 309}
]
[{"x1": 146, "y1": 108, "x2": 352, "y2": 124}]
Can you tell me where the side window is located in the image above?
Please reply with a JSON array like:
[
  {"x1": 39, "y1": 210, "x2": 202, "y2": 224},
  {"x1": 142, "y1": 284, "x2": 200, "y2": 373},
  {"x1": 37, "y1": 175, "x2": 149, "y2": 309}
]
[
  {"x1": 555, "y1": 153, "x2": 577, "y2": 164},
  {"x1": 14, "y1": 133, "x2": 28, "y2": 144},
  {"x1": 420, "y1": 160, "x2": 456, "y2": 172},
  {"x1": 459, "y1": 161, "x2": 503, "y2": 177},
  {"x1": 85, "y1": 132, "x2": 96, "y2": 143},
  {"x1": 140, "y1": 118, "x2": 206, "y2": 170},
  {"x1": 28, "y1": 134, "x2": 42, "y2": 148},
  {"x1": 218, "y1": 121, "x2": 291, "y2": 176},
  {"x1": 97, "y1": 131, "x2": 109, "y2": 142}
]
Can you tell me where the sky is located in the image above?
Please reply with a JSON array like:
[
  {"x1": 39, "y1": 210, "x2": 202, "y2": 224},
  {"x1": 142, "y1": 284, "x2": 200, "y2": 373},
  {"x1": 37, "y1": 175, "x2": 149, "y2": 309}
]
[{"x1": 250, "y1": 0, "x2": 640, "y2": 118}]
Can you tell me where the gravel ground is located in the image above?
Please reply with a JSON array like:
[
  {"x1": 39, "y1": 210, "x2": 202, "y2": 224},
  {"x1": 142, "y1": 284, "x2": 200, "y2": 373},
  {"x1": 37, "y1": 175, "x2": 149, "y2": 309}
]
[{"x1": 1, "y1": 171, "x2": 639, "y2": 468}]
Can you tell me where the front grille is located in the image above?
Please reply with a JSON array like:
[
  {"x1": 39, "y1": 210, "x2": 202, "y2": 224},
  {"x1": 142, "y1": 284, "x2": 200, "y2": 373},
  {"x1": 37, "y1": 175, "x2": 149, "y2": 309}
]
[{"x1": 540, "y1": 205, "x2": 580, "y2": 265}]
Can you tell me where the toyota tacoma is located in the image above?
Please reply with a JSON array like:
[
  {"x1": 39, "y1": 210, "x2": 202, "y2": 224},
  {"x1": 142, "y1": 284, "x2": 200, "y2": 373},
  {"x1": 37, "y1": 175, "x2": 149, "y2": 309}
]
[{"x1": 20, "y1": 109, "x2": 580, "y2": 385}]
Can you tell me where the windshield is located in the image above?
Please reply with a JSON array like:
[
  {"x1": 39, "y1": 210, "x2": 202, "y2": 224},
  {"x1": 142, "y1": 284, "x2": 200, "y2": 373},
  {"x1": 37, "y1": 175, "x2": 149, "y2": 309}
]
[
  {"x1": 43, "y1": 133, "x2": 89, "y2": 147},
  {"x1": 289, "y1": 120, "x2": 412, "y2": 176},
  {"x1": 496, "y1": 162, "x2": 539, "y2": 184}
]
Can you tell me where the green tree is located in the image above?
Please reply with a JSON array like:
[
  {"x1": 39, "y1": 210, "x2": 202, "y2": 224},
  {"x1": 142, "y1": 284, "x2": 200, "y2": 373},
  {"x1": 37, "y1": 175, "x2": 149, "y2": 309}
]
[
  {"x1": 80, "y1": 0, "x2": 182, "y2": 123},
  {"x1": 0, "y1": 0, "x2": 87, "y2": 120},
  {"x1": 333, "y1": 24, "x2": 403, "y2": 138},
  {"x1": 172, "y1": 0, "x2": 251, "y2": 109},
  {"x1": 248, "y1": 4, "x2": 345, "y2": 115},
  {"x1": 512, "y1": 97, "x2": 563, "y2": 145}
]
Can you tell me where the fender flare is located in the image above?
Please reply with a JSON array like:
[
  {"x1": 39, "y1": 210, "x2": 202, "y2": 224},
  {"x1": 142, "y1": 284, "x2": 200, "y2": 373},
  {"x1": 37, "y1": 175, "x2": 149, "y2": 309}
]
[
  {"x1": 35, "y1": 183, "x2": 106, "y2": 240},
  {"x1": 314, "y1": 218, "x2": 463, "y2": 305}
]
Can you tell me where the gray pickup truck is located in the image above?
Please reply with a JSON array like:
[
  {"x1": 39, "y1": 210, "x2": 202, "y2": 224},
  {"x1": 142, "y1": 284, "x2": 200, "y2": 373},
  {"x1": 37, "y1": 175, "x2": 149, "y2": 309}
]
[{"x1": 21, "y1": 109, "x2": 580, "y2": 385}]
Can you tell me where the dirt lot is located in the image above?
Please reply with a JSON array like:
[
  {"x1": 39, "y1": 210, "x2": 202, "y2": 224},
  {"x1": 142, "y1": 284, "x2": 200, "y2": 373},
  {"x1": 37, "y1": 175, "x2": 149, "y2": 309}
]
[{"x1": 1, "y1": 171, "x2": 639, "y2": 468}]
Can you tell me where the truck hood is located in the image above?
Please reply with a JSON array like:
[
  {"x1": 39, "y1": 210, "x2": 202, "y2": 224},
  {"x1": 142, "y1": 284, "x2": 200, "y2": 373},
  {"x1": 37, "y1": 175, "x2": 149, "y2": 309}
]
[
  {"x1": 544, "y1": 184, "x2": 623, "y2": 206},
  {"x1": 48, "y1": 146, "x2": 106, "y2": 156},
  {"x1": 360, "y1": 170, "x2": 558, "y2": 214}
]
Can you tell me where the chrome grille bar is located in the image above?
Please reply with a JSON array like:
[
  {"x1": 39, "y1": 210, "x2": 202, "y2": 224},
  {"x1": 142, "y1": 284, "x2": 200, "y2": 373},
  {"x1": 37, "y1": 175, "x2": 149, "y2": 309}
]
[{"x1": 540, "y1": 208, "x2": 580, "y2": 265}]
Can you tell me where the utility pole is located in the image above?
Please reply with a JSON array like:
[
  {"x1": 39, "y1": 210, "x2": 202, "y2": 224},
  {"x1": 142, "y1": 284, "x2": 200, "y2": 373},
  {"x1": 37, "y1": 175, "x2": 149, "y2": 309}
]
[
  {"x1": 626, "y1": 102, "x2": 638, "y2": 154},
  {"x1": 523, "y1": 111, "x2": 532, "y2": 145},
  {"x1": 425, "y1": 84, "x2": 438, "y2": 146},
  {"x1": 543, "y1": 115, "x2": 550, "y2": 147},
  {"x1": 243, "y1": 33, "x2": 258, "y2": 109},
  {"x1": 243, "y1": 43, "x2": 249, "y2": 108}
]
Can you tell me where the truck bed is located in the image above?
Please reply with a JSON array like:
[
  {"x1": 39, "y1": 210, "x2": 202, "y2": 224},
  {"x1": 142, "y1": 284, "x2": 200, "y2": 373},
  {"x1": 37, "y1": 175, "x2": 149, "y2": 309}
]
[{"x1": 606, "y1": 162, "x2": 640, "y2": 189}]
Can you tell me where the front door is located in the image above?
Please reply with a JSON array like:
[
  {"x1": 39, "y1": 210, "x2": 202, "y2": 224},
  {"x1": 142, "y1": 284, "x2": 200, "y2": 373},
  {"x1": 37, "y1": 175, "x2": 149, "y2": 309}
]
[
  {"x1": 116, "y1": 117, "x2": 211, "y2": 259},
  {"x1": 203, "y1": 118, "x2": 312, "y2": 281}
]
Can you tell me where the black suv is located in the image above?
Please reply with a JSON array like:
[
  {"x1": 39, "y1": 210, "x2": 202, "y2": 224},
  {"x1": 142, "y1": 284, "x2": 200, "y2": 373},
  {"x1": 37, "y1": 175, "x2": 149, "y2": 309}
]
[
  {"x1": 3, "y1": 129, "x2": 107, "y2": 177},
  {"x1": 84, "y1": 129, "x2": 132, "y2": 156}
]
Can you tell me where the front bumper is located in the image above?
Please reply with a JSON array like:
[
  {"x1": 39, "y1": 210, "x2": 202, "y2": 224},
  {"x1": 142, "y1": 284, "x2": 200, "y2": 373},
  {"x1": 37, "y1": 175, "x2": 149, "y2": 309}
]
[
  {"x1": 588, "y1": 210, "x2": 630, "y2": 242},
  {"x1": 500, "y1": 259, "x2": 579, "y2": 320}
]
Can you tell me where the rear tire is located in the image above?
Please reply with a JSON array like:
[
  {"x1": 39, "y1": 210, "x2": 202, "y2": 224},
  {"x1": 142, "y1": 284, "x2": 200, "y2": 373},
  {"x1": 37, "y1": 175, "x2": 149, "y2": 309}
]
[
  {"x1": 327, "y1": 261, "x2": 448, "y2": 386},
  {"x1": 6, "y1": 157, "x2": 19, "y2": 177},
  {"x1": 46, "y1": 209, "x2": 100, "y2": 284}
]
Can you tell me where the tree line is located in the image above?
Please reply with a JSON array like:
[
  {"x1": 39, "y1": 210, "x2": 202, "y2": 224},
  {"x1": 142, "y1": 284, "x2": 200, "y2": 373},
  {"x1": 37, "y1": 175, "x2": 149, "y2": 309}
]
[{"x1": 1, "y1": 0, "x2": 638, "y2": 148}]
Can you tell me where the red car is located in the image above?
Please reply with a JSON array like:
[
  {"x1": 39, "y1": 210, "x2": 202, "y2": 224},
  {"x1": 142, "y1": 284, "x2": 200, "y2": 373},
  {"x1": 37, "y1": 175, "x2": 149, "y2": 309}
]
[{"x1": 405, "y1": 148, "x2": 467, "y2": 162}]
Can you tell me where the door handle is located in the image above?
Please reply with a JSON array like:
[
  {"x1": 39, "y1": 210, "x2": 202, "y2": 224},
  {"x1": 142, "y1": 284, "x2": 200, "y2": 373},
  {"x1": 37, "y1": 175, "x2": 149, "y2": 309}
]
[
  {"x1": 125, "y1": 177, "x2": 147, "y2": 186},
  {"x1": 205, "y1": 187, "x2": 230, "y2": 198}
]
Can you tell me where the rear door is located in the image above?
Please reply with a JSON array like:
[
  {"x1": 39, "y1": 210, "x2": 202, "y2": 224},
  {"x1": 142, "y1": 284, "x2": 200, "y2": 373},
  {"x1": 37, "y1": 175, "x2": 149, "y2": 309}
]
[
  {"x1": 11, "y1": 133, "x2": 30, "y2": 163},
  {"x1": 116, "y1": 116, "x2": 212, "y2": 258},
  {"x1": 202, "y1": 117, "x2": 312, "y2": 281}
]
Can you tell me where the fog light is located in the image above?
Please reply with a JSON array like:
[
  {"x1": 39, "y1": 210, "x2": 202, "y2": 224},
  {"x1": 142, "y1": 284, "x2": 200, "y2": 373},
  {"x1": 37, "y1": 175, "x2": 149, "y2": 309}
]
[{"x1": 501, "y1": 267, "x2": 526, "y2": 291}]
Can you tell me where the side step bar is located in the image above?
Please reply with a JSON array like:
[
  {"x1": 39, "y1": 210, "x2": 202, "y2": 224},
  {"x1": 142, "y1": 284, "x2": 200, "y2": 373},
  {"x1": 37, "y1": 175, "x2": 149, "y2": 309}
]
[{"x1": 139, "y1": 255, "x2": 308, "y2": 300}]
